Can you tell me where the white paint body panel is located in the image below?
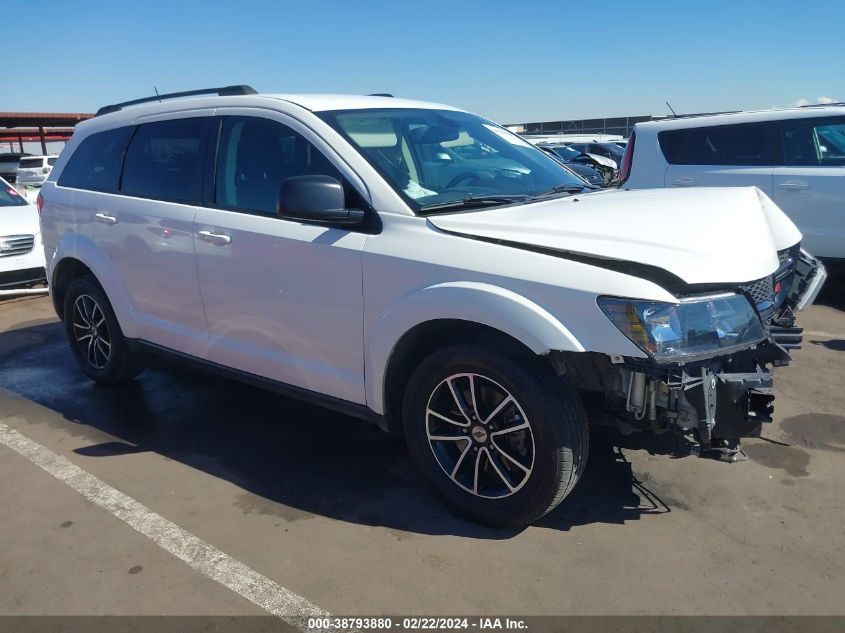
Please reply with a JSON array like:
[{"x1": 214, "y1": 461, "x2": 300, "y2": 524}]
[
  {"x1": 39, "y1": 93, "x2": 796, "y2": 416},
  {"x1": 429, "y1": 187, "x2": 793, "y2": 285}
]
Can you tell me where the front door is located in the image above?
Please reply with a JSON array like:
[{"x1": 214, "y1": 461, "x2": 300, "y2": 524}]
[{"x1": 193, "y1": 113, "x2": 368, "y2": 404}]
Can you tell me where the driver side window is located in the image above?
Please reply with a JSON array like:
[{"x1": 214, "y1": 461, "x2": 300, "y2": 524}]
[{"x1": 215, "y1": 116, "x2": 342, "y2": 215}]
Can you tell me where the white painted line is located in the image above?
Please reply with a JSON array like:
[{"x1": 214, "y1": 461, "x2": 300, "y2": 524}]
[
  {"x1": 0, "y1": 422, "x2": 346, "y2": 633},
  {"x1": 806, "y1": 330, "x2": 845, "y2": 340}
]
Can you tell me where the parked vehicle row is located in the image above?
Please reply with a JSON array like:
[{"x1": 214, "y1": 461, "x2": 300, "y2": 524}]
[
  {"x1": 39, "y1": 86, "x2": 825, "y2": 527},
  {"x1": 620, "y1": 104, "x2": 845, "y2": 260}
]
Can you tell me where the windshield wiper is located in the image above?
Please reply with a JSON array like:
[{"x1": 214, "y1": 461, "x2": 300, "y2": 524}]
[
  {"x1": 420, "y1": 194, "x2": 527, "y2": 214},
  {"x1": 525, "y1": 184, "x2": 591, "y2": 202}
]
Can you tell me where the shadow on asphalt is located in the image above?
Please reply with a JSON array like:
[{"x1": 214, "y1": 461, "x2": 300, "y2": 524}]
[
  {"x1": 1, "y1": 320, "x2": 676, "y2": 539},
  {"x1": 816, "y1": 263, "x2": 845, "y2": 311}
]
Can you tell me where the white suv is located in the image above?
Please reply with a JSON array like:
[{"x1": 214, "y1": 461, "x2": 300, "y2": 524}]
[
  {"x1": 16, "y1": 155, "x2": 58, "y2": 186},
  {"x1": 39, "y1": 86, "x2": 826, "y2": 527},
  {"x1": 619, "y1": 105, "x2": 845, "y2": 260}
]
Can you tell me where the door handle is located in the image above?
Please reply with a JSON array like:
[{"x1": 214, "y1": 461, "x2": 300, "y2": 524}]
[
  {"x1": 777, "y1": 181, "x2": 809, "y2": 191},
  {"x1": 671, "y1": 178, "x2": 697, "y2": 187},
  {"x1": 197, "y1": 230, "x2": 232, "y2": 245},
  {"x1": 95, "y1": 213, "x2": 118, "y2": 225}
]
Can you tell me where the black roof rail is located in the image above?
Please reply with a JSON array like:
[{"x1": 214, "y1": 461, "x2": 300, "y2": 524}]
[
  {"x1": 368, "y1": 93, "x2": 394, "y2": 97},
  {"x1": 95, "y1": 85, "x2": 258, "y2": 116},
  {"x1": 799, "y1": 102, "x2": 845, "y2": 108}
]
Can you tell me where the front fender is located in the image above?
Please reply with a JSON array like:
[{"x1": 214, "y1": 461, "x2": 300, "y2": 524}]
[
  {"x1": 365, "y1": 281, "x2": 584, "y2": 414},
  {"x1": 51, "y1": 232, "x2": 138, "y2": 338}
]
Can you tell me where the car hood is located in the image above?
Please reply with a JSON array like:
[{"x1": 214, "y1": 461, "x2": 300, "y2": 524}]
[
  {"x1": 0, "y1": 203, "x2": 40, "y2": 236},
  {"x1": 586, "y1": 153, "x2": 617, "y2": 169},
  {"x1": 428, "y1": 187, "x2": 802, "y2": 285}
]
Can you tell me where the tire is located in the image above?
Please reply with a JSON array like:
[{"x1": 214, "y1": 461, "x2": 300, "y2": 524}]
[
  {"x1": 63, "y1": 276, "x2": 145, "y2": 385},
  {"x1": 403, "y1": 344, "x2": 588, "y2": 528}
]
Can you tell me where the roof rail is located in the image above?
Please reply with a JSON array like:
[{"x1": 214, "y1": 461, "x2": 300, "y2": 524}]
[
  {"x1": 368, "y1": 93, "x2": 394, "y2": 97},
  {"x1": 95, "y1": 85, "x2": 258, "y2": 116},
  {"x1": 799, "y1": 102, "x2": 845, "y2": 108}
]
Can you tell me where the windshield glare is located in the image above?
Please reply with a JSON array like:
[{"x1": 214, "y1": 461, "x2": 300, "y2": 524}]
[{"x1": 320, "y1": 109, "x2": 586, "y2": 211}]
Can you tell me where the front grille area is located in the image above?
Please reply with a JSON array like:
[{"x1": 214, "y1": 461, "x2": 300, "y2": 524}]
[
  {"x1": 742, "y1": 275, "x2": 775, "y2": 308},
  {"x1": 740, "y1": 275, "x2": 776, "y2": 331},
  {"x1": 0, "y1": 234, "x2": 35, "y2": 257}
]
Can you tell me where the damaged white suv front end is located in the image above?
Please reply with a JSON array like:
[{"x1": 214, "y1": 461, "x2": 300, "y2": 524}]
[{"x1": 429, "y1": 185, "x2": 826, "y2": 462}]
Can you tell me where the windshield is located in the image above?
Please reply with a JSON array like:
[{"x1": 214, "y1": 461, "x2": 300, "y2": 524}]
[
  {"x1": 1, "y1": 181, "x2": 27, "y2": 206},
  {"x1": 549, "y1": 145, "x2": 581, "y2": 160},
  {"x1": 601, "y1": 144, "x2": 625, "y2": 158},
  {"x1": 319, "y1": 108, "x2": 586, "y2": 212}
]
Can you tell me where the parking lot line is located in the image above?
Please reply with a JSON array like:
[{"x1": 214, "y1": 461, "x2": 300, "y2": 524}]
[{"x1": 0, "y1": 421, "x2": 334, "y2": 631}]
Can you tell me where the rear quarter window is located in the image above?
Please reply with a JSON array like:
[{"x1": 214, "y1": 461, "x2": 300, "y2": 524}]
[
  {"x1": 58, "y1": 126, "x2": 134, "y2": 192},
  {"x1": 658, "y1": 123, "x2": 775, "y2": 166}
]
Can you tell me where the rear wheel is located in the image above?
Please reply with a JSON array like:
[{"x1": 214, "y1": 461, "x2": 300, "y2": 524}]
[
  {"x1": 64, "y1": 276, "x2": 145, "y2": 385},
  {"x1": 403, "y1": 344, "x2": 588, "y2": 528}
]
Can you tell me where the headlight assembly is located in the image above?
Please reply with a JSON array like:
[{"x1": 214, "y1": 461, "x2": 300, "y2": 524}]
[{"x1": 598, "y1": 293, "x2": 765, "y2": 362}]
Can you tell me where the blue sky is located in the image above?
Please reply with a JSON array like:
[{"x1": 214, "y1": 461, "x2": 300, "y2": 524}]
[{"x1": 6, "y1": 0, "x2": 844, "y2": 124}]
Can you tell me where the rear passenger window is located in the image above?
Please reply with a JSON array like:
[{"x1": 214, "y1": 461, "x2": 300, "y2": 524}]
[
  {"x1": 58, "y1": 127, "x2": 133, "y2": 191},
  {"x1": 121, "y1": 118, "x2": 206, "y2": 203},
  {"x1": 781, "y1": 117, "x2": 845, "y2": 166},
  {"x1": 659, "y1": 124, "x2": 773, "y2": 165},
  {"x1": 215, "y1": 116, "x2": 342, "y2": 215}
]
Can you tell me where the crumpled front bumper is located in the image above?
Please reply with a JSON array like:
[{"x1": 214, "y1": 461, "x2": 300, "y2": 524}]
[{"x1": 770, "y1": 249, "x2": 827, "y2": 351}]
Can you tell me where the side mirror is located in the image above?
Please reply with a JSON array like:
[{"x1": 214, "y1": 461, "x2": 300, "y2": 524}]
[{"x1": 276, "y1": 175, "x2": 365, "y2": 226}]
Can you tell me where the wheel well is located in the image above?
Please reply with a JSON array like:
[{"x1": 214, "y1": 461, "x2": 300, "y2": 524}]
[
  {"x1": 51, "y1": 258, "x2": 95, "y2": 320},
  {"x1": 382, "y1": 319, "x2": 541, "y2": 435}
]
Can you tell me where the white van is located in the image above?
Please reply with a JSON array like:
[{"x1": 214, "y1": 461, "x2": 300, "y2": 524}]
[{"x1": 620, "y1": 105, "x2": 845, "y2": 260}]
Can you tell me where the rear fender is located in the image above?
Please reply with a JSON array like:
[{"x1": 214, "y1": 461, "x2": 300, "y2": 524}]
[{"x1": 51, "y1": 233, "x2": 137, "y2": 338}]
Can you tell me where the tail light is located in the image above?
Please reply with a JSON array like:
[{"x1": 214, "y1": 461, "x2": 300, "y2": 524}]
[
  {"x1": 36, "y1": 192, "x2": 44, "y2": 214},
  {"x1": 617, "y1": 130, "x2": 635, "y2": 186}
]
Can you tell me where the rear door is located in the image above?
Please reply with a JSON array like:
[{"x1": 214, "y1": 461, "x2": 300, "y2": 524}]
[
  {"x1": 104, "y1": 113, "x2": 212, "y2": 355},
  {"x1": 661, "y1": 122, "x2": 775, "y2": 193},
  {"x1": 192, "y1": 110, "x2": 369, "y2": 404},
  {"x1": 772, "y1": 116, "x2": 845, "y2": 258}
]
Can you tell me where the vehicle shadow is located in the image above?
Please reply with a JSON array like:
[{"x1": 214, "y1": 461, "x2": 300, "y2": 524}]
[
  {"x1": 816, "y1": 264, "x2": 845, "y2": 311},
  {"x1": 0, "y1": 321, "x2": 673, "y2": 539}
]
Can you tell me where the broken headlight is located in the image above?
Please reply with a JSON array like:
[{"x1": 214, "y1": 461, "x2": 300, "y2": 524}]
[{"x1": 598, "y1": 293, "x2": 765, "y2": 362}]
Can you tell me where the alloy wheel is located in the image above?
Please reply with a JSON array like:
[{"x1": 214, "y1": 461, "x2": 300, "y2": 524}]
[
  {"x1": 71, "y1": 294, "x2": 111, "y2": 370},
  {"x1": 425, "y1": 372, "x2": 535, "y2": 499}
]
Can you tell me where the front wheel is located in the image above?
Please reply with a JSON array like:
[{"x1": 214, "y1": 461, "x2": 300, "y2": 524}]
[{"x1": 403, "y1": 345, "x2": 588, "y2": 528}]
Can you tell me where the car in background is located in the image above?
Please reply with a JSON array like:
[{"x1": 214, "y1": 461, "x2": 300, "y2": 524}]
[
  {"x1": 0, "y1": 175, "x2": 47, "y2": 288},
  {"x1": 540, "y1": 144, "x2": 615, "y2": 185},
  {"x1": 566, "y1": 142, "x2": 625, "y2": 169},
  {"x1": 16, "y1": 155, "x2": 58, "y2": 186},
  {"x1": 619, "y1": 105, "x2": 845, "y2": 260},
  {"x1": 537, "y1": 146, "x2": 605, "y2": 187},
  {"x1": 0, "y1": 152, "x2": 31, "y2": 183}
]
